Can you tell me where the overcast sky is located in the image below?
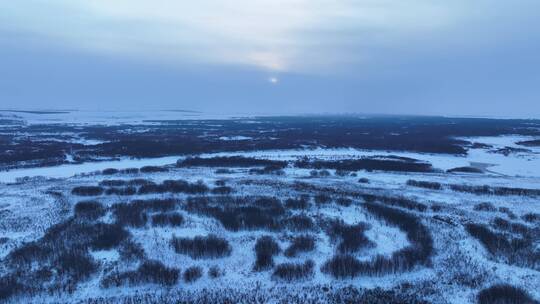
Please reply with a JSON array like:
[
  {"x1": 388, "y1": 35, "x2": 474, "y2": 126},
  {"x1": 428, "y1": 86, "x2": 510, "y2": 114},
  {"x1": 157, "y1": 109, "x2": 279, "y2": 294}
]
[{"x1": 1, "y1": 1, "x2": 539, "y2": 117}]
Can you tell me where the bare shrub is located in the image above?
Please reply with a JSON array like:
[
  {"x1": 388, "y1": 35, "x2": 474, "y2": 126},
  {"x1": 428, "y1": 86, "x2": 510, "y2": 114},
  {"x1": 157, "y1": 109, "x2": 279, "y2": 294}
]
[
  {"x1": 72, "y1": 186, "x2": 104, "y2": 196},
  {"x1": 326, "y1": 220, "x2": 374, "y2": 254},
  {"x1": 406, "y1": 179, "x2": 442, "y2": 190},
  {"x1": 152, "y1": 212, "x2": 184, "y2": 227},
  {"x1": 253, "y1": 236, "x2": 280, "y2": 271},
  {"x1": 285, "y1": 235, "x2": 316, "y2": 257},
  {"x1": 74, "y1": 200, "x2": 105, "y2": 220},
  {"x1": 272, "y1": 260, "x2": 314, "y2": 281},
  {"x1": 101, "y1": 260, "x2": 179, "y2": 287},
  {"x1": 171, "y1": 235, "x2": 231, "y2": 259},
  {"x1": 183, "y1": 266, "x2": 203, "y2": 283}
]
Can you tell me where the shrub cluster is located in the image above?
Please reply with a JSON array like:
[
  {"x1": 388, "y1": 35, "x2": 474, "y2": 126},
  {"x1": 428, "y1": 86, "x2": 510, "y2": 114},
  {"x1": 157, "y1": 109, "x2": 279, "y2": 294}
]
[
  {"x1": 406, "y1": 179, "x2": 442, "y2": 190},
  {"x1": 325, "y1": 220, "x2": 374, "y2": 254},
  {"x1": 323, "y1": 203, "x2": 433, "y2": 278},
  {"x1": 284, "y1": 197, "x2": 310, "y2": 210},
  {"x1": 282, "y1": 214, "x2": 315, "y2": 231},
  {"x1": 272, "y1": 260, "x2": 315, "y2": 281},
  {"x1": 466, "y1": 223, "x2": 539, "y2": 269},
  {"x1": 74, "y1": 201, "x2": 106, "y2": 220},
  {"x1": 450, "y1": 184, "x2": 540, "y2": 197},
  {"x1": 101, "y1": 260, "x2": 179, "y2": 287},
  {"x1": 152, "y1": 212, "x2": 184, "y2": 227},
  {"x1": 183, "y1": 266, "x2": 203, "y2": 283},
  {"x1": 284, "y1": 235, "x2": 316, "y2": 257},
  {"x1": 113, "y1": 199, "x2": 178, "y2": 227},
  {"x1": 140, "y1": 166, "x2": 169, "y2": 173},
  {"x1": 138, "y1": 179, "x2": 209, "y2": 195},
  {"x1": 171, "y1": 234, "x2": 231, "y2": 259},
  {"x1": 474, "y1": 202, "x2": 497, "y2": 212},
  {"x1": 105, "y1": 186, "x2": 137, "y2": 196},
  {"x1": 253, "y1": 236, "x2": 280, "y2": 271},
  {"x1": 211, "y1": 186, "x2": 233, "y2": 195},
  {"x1": 477, "y1": 284, "x2": 537, "y2": 304},
  {"x1": 185, "y1": 196, "x2": 285, "y2": 231},
  {"x1": 72, "y1": 186, "x2": 104, "y2": 196},
  {"x1": 362, "y1": 194, "x2": 427, "y2": 212}
]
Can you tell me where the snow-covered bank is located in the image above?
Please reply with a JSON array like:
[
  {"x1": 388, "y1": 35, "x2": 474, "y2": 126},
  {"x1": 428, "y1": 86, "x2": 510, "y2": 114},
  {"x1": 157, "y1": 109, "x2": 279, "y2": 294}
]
[{"x1": 0, "y1": 156, "x2": 182, "y2": 184}]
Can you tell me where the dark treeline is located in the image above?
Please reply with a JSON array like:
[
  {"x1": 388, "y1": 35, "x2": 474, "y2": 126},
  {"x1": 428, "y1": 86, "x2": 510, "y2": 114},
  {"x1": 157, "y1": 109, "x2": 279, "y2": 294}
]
[
  {"x1": 450, "y1": 184, "x2": 540, "y2": 197},
  {"x1": 178, "y1": 156, "x2": 287, "y2": 168},
  {"x1": 295, "y1": 158, "x2": 434, "y2": 173}
]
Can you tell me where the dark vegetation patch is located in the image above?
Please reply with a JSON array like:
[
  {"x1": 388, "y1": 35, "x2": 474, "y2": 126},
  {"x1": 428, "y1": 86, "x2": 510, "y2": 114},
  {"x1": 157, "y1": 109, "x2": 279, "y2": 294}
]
[
  {"x1": 1, "y1": 215, "x2": 132, "y2": 300},
  {"x1": 211, "y1": 186, "x2": 233, "y2": 195},
  {"x1": 447, "y1": 167, "x2": 484, "y2": 174},
  {"x1": 284, "y1": 197, "x2": 310, "y2": 210},
  {"x1": 272, "y1": 260, "x2": 314, "y2": 281},
  {"x1": 208, "y1": 266, "x2": 223, "y2": 278},
  {"x1": 314, "y1": 194, "x2": 332, "y2": 205},
  {"x1": 151, "y1": 212, "x2": 184, "y2": 227},
  {"x1": 183, "y1": 266, "x2": 203, "y2": 283},
  {"x1": 102, "y1": 168, "x2": 119, "y2": 175},
  {"x1": 474, "y1": 202, "x2": 497, "y2": 212},
  {"x1": 517, "y1": 139, "x2": 540, "y2": 147},
  {"x1": 178, "y1": 156, "x2": 287, "y2": 168},
  {"x1": 477, "y1": 284, "x2": 538, "y2": 304},
  {"x1": 105, "y1": 186, "x2": 137, "y2": 196},
  {"x1": 249, "y1": 165, "x2": 286, "y2": 175},
  {"x1": 466, "y1": 223, "x2": 539, "y2": 269},
  {"x1": 101, "y1": 260, "x2": 179, "y2": 288},
  {"x1": 282, "y1": 214, "x2": 315, "y2": 231},
  {"x1": 185, "y1": 196, "x2": 286, "y2": 231},
  {"x1": 323, "y1": 203, "x2": 433, "y2": 278},
  {"x1": 325, "y1": 220, "x2": 374, "y2": 254},
  {"x1": 358, "y1": 177, "x2": 370, "y2": 184},
  {"x1": 522, "y1": 213, "x2": 540, "y2": 224},
  {"x1": 138, "y1": 179, "x2": 209, "y2": 195},
  {"x1": 72, "y1": 186, "x2": 104, "y2": 196},
  {"x1": 74, "y1": 200, "x2": 106, "y2": 220},
  {"x1": 113, "y1": 199, "x2": 178, "y2": 227},
  {"x1": 406, "y1": 179, "x2": 442, "y2": 190},
  {"x1": 284, "y1": 235, "x2": 316, "y2": 257},
  {"x1": 253, "y1": 236, "x2": 280, "y2": 271},
  {"x1": 450, "y1": 184, "x2": 540, "y2": 197},
  {"x1": 491, "y1": 217, "x2": 534, "y2": 237},
  {"x1": 362, "y1": 194, "x2": 427, "y2": 212},
  {"x1": 498, "y1": 207, "x2": 517, "y2": 219},
  {"x1": 310, "y1": 169, "x2": 331, "y2": 177},
  {"x1": 336, "y1": 197, "x2": 353, "y2": 207},
  {"x1": 296, "y1": 158, "x2": 434, "y2": 173},
  {"x1": 140, "y1": 166, "x2": 169, "y2": 173},
  {"x1": 171, "y1": 234, "x2": 231, "y2": 259}
]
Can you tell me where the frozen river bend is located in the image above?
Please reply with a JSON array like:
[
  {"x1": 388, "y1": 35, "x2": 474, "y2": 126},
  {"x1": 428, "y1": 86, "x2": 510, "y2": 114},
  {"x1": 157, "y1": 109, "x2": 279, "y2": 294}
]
[{"x1": 0, "y1": 112, "x2": 539, "y2": 303}]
